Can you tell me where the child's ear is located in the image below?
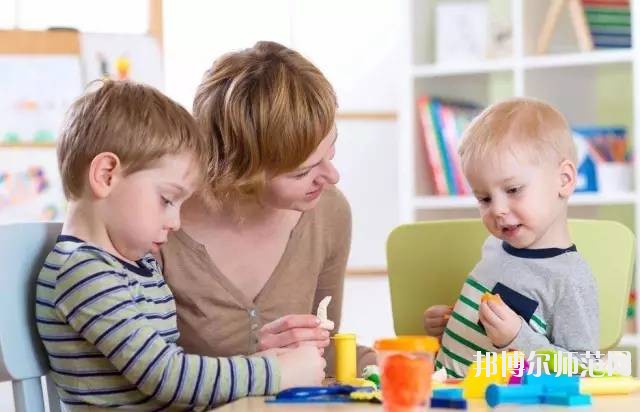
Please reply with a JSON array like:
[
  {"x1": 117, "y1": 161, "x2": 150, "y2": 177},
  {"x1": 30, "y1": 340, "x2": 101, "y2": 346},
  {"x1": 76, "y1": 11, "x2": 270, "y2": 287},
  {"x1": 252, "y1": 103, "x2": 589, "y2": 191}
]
[
  {"x1": 558, "y1": 159, "x2": 577, "y2": 198},
  {"x1": 88, "y1": 152, "x2": 122, "y2": 198}
]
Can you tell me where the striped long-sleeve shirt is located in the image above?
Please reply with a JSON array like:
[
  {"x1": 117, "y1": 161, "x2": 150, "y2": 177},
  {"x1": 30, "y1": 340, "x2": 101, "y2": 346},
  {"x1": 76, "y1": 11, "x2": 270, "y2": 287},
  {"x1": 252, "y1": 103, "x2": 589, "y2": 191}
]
[
  {"x1": 35, "y1": 235, "x2": 280, "y2": 411},
  {"x1": 436, "y1": 236, "x2": 598, "y2": 378}
]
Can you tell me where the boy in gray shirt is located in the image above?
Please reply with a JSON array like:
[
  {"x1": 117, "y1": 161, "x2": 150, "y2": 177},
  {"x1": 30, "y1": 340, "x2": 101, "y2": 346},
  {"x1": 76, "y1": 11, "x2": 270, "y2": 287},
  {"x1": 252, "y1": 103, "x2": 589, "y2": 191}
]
[{"x1": 423, "y1": 98, "x2": 599, "y2": 378}]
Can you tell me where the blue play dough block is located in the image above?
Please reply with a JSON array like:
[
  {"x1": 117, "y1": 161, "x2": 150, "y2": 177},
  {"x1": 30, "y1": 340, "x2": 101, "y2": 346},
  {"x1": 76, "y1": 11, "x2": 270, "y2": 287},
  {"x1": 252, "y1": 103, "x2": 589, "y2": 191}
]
[
  {"x1": 543, "y1": 394, "x2": 592, "y2": 406},
  {"x1": 430, "y1": 397, "x2": 468, "y2": 409},
  {"x1": 432, "y1": 388, "x2": 464, "y2": 399},
  {"x1": 523, "y1": 373, "x2": 580, "y2": 394},
  {"x1": 485, "y1": 384, "x2": 542, "y2": 407},
  {"x1": 486, "y1": 374, "x2": 585, "y2": 407}
]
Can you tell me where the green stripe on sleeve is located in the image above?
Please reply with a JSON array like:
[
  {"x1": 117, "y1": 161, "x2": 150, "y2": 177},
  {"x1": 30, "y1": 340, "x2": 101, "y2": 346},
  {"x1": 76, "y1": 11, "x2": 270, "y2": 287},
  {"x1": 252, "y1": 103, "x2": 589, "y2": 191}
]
[
  {"x1": 465, "y1": 277, "x2": 490, "y2": 293},
  {"x1": 444, "y1": 327, "x2": 492, "y2": 354},
  {"x1": 435, "y1": 359, "x2": 463, "y2": 379},
  {"x1": 459, "y1": 295, "x2": 479, "y2": 311},
  {"x1": 451, "y1": 311, "x2": 485, "y2": 335},
  {"x1": 440, "y1": 346, "x2": 473, "y2": 367}
]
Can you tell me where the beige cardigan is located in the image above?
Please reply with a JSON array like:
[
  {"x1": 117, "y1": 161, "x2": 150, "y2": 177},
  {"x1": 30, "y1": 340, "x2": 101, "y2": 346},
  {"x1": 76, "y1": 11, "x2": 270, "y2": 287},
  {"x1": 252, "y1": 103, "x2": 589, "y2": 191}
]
[{"x1": 160, "y1": 186, "x2": 376, "y2": 375}]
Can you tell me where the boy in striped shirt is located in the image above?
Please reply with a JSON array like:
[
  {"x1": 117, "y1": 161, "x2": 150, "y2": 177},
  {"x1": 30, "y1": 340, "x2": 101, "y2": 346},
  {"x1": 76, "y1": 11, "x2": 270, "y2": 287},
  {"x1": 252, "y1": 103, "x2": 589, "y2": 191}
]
[
  {"x1": 35, "y1": 80, "x2": 325, "y2": 410},
  {"x1": 423, "y1": 98, "x2": 599, "y2": 378}
]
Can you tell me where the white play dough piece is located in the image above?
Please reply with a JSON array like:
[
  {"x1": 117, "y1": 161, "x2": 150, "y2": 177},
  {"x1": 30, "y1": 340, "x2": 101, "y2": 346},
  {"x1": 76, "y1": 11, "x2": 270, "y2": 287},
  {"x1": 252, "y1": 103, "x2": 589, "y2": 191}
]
[
  {"x1": 316, "y1": 295, "x2": 334, "y2": 330},
  {"x1": 432, "y1": 367, "x2": 447, "y2": 383}
]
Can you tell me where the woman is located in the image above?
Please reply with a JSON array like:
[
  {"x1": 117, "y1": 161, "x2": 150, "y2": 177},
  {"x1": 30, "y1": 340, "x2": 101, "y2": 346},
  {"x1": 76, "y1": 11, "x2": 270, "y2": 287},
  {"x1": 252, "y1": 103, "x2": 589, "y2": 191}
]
[{"x1": 161, "y1": 41, "x2": 376, "y2": 374}]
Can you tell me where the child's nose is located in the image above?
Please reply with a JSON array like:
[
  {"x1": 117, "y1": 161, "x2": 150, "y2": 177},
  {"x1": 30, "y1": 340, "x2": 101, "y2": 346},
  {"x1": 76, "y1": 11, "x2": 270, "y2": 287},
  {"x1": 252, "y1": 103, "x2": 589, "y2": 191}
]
[{"x1": 491, "y1": 199, "x2": 509, "y2": 216}]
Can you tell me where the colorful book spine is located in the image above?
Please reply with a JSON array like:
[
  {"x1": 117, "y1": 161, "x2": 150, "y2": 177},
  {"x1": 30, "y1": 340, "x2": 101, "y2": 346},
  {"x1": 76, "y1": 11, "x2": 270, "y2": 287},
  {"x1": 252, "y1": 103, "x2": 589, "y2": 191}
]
[
  {"x1": 430, "y1": 99, "x2": 457, "y2": 194},
  {"x1": 417, "y1": 96, "x2": 482, "y2": 195},
  {"x1": 417, "y1": 96, "x2": 448, "y2": 195},
  {"x1": 439, "y1": 104, "x2": 470, "y2": 195},
  {"x1": 582, "y1": 0, "x2": 630, "y2": 48}
]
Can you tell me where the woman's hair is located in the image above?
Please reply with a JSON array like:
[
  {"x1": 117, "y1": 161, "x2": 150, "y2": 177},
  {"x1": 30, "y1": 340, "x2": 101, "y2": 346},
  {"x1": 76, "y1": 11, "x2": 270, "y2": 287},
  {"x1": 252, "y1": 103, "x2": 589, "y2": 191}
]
[{"x1": 193, "y1": 41, "x2": 336, "y2": 204}]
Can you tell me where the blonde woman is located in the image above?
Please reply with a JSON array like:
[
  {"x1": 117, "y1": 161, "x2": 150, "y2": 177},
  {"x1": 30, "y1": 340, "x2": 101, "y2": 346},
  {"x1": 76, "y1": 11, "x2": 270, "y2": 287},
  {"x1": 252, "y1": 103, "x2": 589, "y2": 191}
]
[{"x1": 160, "y1": 41, "x2": 376, "y2": 375}]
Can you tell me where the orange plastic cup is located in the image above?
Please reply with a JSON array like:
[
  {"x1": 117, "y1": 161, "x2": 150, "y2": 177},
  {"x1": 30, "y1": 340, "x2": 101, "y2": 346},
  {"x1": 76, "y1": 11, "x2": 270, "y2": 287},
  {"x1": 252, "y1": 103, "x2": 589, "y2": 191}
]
[{"x1": 374, "y1": 336, "x2": 439, "y2": 411}]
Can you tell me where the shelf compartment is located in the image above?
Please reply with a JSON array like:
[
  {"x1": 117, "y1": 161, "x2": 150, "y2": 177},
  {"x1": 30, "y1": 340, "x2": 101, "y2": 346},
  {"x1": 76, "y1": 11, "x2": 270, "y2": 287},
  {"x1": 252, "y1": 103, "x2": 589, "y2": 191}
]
[
  {"x1": 524, "y1": 49, "x2": 634, "y2": 70},
  {"x1": 413, "y1": 192, "x2": 637, "y2": 210},
  {"x1": 412, "y1": 58, "x2": 515, "y2": 78}
]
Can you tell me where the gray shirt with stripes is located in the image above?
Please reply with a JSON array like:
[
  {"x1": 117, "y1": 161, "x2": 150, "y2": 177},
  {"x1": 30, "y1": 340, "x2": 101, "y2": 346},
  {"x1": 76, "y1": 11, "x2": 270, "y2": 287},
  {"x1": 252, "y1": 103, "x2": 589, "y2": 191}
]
[
  {"x1": 436, "y1": 236, "x2": 599, "y2": 378},
  {"x1": 36, "y1": 235, "x2": 280, "y2": 411}
]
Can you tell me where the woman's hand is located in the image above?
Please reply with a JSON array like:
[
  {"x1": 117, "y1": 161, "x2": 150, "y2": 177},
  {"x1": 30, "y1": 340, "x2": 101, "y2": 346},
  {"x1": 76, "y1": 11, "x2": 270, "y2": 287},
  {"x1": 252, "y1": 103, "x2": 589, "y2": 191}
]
[{"x1": 257, "y1": 314, "x2": 332, "y2": 353}]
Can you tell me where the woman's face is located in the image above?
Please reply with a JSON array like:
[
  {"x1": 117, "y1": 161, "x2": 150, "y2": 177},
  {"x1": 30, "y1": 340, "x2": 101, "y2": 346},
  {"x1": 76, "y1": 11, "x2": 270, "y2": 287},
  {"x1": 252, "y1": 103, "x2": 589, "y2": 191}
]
[{"x1": 263, "y1": 127, "x2": 339, "y2": 212}]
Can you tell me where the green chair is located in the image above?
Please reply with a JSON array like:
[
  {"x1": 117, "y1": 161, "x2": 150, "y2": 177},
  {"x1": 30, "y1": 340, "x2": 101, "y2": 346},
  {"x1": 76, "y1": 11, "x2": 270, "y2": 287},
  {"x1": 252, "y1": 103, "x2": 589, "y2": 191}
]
[{"x1": 386, "y1": 219, "x2": 635, "y2": 350}]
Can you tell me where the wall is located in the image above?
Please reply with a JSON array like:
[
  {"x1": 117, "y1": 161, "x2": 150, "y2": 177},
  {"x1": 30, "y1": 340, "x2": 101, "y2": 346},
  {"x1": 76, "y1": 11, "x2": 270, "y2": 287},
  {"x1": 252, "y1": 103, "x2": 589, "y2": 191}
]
[
  {"x1": 0, "y1": 1, "x2": 403, "y2": 406},
  {"x1": 163, "y1": 0, "x2": 402, "y2": 269}
]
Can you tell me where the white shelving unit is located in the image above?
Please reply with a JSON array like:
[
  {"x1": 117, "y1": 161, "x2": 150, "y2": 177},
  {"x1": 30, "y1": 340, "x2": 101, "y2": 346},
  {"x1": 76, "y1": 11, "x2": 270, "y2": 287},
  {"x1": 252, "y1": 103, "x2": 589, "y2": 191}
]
[{"x1": 400, "y1": 0, "x2": 640, "y2": 375}]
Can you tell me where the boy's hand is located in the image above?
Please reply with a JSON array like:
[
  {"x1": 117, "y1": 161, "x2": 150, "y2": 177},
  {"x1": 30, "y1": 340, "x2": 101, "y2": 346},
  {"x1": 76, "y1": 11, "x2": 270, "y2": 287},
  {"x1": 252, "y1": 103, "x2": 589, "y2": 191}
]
[
  {"x1": 423, "y1": 305, "x2": 453, "y2": 337},
  {"x1": 478, "y1": 295, "x2": 522, "y2": 348},
  {"x1": 277, "y1": 346, "x2": 326, "y2": 390}
]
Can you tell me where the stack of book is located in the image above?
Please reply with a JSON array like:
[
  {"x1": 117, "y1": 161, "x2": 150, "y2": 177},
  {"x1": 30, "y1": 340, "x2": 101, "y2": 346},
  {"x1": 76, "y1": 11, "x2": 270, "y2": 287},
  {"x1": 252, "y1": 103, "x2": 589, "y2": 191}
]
[
  {"x1": 416, "y1": 96, "x2": 482, "y2": 195},
  {"x1": 573, "y1": 125, "x2": 631, "y2": 192},
  {"x1": 582, "y1": 0, "x2": 631, "y2": 48}
]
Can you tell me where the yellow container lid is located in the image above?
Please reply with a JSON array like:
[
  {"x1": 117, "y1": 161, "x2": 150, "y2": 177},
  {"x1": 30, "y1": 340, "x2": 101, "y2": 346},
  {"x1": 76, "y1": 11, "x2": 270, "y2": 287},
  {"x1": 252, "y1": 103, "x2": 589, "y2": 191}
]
[
  {"x1": 332, "y1": 333, "x2": 356, "y2": 340},
  {"x1": 374, "y1": 336, "x2": 439, "y2": 352}
]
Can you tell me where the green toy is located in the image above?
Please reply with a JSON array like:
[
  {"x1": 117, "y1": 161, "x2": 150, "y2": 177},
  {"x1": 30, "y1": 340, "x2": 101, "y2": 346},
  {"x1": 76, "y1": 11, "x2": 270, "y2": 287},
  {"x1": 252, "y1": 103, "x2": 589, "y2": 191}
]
[{"x1": 362, "y1": 365, "x2": 381, "y2": 388}]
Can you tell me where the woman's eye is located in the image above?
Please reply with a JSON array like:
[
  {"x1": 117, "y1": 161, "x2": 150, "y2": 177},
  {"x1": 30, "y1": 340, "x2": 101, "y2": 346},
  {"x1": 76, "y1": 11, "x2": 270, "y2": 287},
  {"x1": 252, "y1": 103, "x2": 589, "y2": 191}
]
[
  {"x1": 294, "y1": 170, "x2": 311, "y2": 179},
  {"x1": 161, "y1": 196, "x2": 174, "y2": 206},
  {"x1": 507, "y1": 186, "x2": 521, "y2": 194},
  {"x1": 477, "y1": 197, "x2": 490, "y2": 204}
]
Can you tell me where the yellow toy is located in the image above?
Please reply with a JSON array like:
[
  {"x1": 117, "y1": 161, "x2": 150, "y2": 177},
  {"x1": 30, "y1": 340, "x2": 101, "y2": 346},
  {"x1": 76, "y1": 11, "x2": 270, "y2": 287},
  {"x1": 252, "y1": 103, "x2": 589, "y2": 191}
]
[
  {"x1": 350, "y1": 390, "x2": 382, "y2": 403},
  {"x1": 581, "y1": 377, "x2": 640, "y2": 395},
  {"x1": 342, "y1": 378, "x2": 377, "y2": 389},
  {"x1": 332, "y1": 333, "x2": 357, "y2": 383},
  {"x1": 463, "y1": 351, "x2": 524, "y2": 398}
]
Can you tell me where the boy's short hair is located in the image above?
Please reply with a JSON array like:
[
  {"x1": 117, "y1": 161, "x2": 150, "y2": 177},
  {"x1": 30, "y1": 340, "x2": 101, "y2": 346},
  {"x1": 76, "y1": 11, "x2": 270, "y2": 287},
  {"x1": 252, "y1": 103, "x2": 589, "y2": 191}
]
[
  {"x1": 193, "y1": 41, "x2": 337, "y2": 203},
  {"x1": 58, "y1": 80, "x2": 212, "y2": 199},
  {"x1": 459, "y1": 97, "x2": 577, "y2": 171}
]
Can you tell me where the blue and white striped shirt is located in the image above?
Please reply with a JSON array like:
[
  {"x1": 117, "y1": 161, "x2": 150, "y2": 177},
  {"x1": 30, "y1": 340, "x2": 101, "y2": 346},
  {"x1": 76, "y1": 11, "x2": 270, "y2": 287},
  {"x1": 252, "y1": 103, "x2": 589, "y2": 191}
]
[{"x1": 36, "y1": 235, "x2": 279, "y2": 411}]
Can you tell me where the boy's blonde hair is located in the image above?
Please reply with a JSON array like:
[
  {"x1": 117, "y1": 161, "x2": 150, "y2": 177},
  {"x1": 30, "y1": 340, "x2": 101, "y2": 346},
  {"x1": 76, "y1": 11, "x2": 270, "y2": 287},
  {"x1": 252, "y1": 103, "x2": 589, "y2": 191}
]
[
  {"x1": 58, "y1": 80, "x2": 212, "y2": 199},
  {"x1": 459, "y1": 97, "x2": 577, "y2": 172},
  {"x1": 193, "y1": 41, "x2": 337, "y2": 204}
]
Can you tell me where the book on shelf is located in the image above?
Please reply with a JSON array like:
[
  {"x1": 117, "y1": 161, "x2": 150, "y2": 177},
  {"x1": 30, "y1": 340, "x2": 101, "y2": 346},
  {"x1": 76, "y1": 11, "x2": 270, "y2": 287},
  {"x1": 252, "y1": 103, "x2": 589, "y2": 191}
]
[
  {"x1": 573, "y1": 125, "x2": 632, "y2": 193},
  {"x1": 416, "y1": 96, "x2": 482, "y2": 196},
  {"x1": 582, "y1": 0, "x2": 631, "y2": 48}
]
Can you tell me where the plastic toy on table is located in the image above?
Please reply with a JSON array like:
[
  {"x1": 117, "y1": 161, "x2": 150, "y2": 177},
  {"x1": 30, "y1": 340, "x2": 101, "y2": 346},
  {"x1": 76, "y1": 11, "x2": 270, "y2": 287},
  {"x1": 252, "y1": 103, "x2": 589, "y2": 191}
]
[
  {"x1": 362, "y1": 365, "x2": 381, "y2": 388},
  {"x1": 332, "y1": 333, "x2": 357, "y2": 383},
  {"x1": 374, "y1": 336, "x2": 439, "y2": 411},
  {"x1": 430, "y1": 388, "x2": 468, "y2": 409},
  {"x1": 581, "y1": 376, "x2": 640, "y2": 395},
  {"x1": 265, "y1": 385, "x2": 375, "y2": 404},
  {"x1": 462, "y1": 351, "x2": 524, "y2": 398},
  {"x1": 485, "y1": 372, "x2": 592, "y2": 407}
]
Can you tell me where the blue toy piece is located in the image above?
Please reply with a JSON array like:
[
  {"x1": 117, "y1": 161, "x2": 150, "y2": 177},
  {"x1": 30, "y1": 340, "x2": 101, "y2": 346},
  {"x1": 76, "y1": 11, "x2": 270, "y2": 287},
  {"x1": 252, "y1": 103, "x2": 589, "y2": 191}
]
[
  {"x1": 265, "y1": 385, "x2": 373, "y2": 403},
  {"x1": 430, "y1": 397, "x2": 468, "y2": 409},
  {"x1": 432, "y1": 388, "x2": 464, "y2": 399},
  {"x1": 523, "y1": 373, "x2": 580, "y2": 395},
  {"x1": 485, "y1": 384, "x2": 543, "y2": 407},
  {"x1": 486, "y1": 373, "x2": 591, "y2": 407},
  {"x1": 543, "y1": 394, "x2": 592, "y2": 406},
  {"x1": 431, "y1": 388, "x2": 467, "y2": 409}
]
